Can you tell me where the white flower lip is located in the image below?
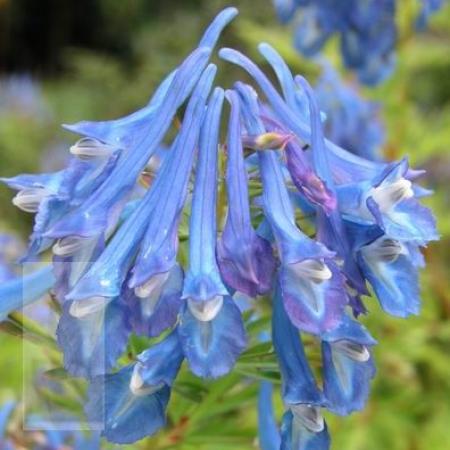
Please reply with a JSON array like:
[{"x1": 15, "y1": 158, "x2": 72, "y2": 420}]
[
  {"x1": 291, "y1": 259, "x2": 332, "y2": 284},
  {"x1": 188, "y1": 295, "x2": 223, "y2": 321},
  {"x1": 333, "y1": 339, "x2": 370, "y2": 362},
  {"x1": 69, "y1": 296, "x2": 108, "y2": 318},
  {"x1": 12, "y1": 187, "x2": 50, "y2": 213},
  {"x1": 291, "y1": 403, "x2": 325, "y2": 433},
  {"x1": 70, "y1": 137, "x2": 116, "y2": 160}
]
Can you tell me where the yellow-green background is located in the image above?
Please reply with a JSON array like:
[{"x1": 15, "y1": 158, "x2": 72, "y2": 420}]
[{"x1": 0, "y1": 1, "x2": 449, "y2": 449}]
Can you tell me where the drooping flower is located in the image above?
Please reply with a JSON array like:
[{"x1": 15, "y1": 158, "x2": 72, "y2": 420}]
[
  {"x1": 85, "y1": 330, "x2": 183, "y2": 444},
  {"x1": 217, "y1": 89, "x2": 276, "y2": 297},
  {"x1": 236, "y1": 82, "x2": 347, "y2": 336},
  {"x1": 321, "y1": 315, "x2": 376, "y2": 415},
  {"x1": 179, "y1": 87, "x2": 247, "y2": 378},
  {"x1": 272, "y1": 285, "x2": 331, "y2": 449}
]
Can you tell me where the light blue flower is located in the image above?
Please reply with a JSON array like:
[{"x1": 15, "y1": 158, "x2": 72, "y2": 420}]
[
  {"x1": 179, "y1": 87, "x2": 246, "y2": 378},
  {"x1": 85, "y1": 330, "x2": 183, "y2": 444},
  {"x1": 272, "y1": 286, "x2": 331, "y2": 450},
  {"x1": 0, "y1": 265, "x2": 55, "y2": 321},
  {"x1": 314, "y1": 63, "x2": 385, "y2": 161},
  {"x1": 321, "y1": 315, "x2": 376, "y2": 415},
  {"x1": 273, "y1": 0, "x2": 397, "y2": 85}
]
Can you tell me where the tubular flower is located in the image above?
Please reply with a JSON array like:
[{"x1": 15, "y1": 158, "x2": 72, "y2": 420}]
[
  {"x1": 217, "y1": 90, "x2": 276, "y2": 297},
  {"x1": 85, "y1": 331, "x2": 183, "y2": 444},
  {"x1": 272, "y1": 286, "x2": 331, "y2": 450},
  {"x1": 179, "y1": 88, "x2": 246, "y2": 378},
  {"x1": 1, "y1": 6, "x2": 439, "y2": 448}
]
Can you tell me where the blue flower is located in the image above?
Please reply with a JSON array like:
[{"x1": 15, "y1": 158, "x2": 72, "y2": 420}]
[
  {"x1": 417, "y1": 0, "x2": 444, "y2": 29},
  {"x1": 179, "y1": 87, "x2": 246, "y2": 378},
  {"x1": 236, "y1": 82, "x2": 347, "y2": 335},
  {"x1": 85, "y1": 331, "x2": 183, "y2": 444},
  {"x1": 272, "y1": 286, "x2": 331, "y2": 449},
  {"x1": 321, "y1": 315, "x2": 376, "y2": 415},
  {"x1": 337, "y1": 159, "x2": 438, "y2": 245},
  {"x1": 314, "y1": 63, "x2": 385, "y2": 161},
  {"x1": 0, "y1": 264, "x2": 55, "y2": 321},
  {"x1": 217, "y1": 90, "x2": 276, "y2": 297},
  {"x1": 358, "y1": 237, "x2": 422, "y2": 317},
  {"x1": 273, "y1": 0, "x2": 397, "y2": 85}
]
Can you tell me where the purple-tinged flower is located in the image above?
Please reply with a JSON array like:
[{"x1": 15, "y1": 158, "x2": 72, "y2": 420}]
[
  {"x1": 85, "y1": 330, "x2": 183, "y2": 444},
  {"x1": 321, "y1": 315, "x2": 376, "y2": 415},
  {"x1": 295, "y1": 75, "x2": 367, "y2": 294},
  {"x1": 217, "y1": 90, "x2": 276, "y2": 297},
  {"x1": 179, "y1": 88, "x2": 246, "y2": 378},
  {"x1": 236, "y1": 83, "x2": 347, "y2": 335},
  {"x1": 218, "y1": 46, "x2": 387, "y2": 184},
  {"x1": 314, "y1": 63, "x2": 385, "y2": 161},
  {"x1": 125, "y1": 265, "x2": 184, "y2": 338}
]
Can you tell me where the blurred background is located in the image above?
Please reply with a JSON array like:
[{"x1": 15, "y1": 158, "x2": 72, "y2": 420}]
[{"x1": 0, "y1": 1, "x2": 449, "y2": 449}]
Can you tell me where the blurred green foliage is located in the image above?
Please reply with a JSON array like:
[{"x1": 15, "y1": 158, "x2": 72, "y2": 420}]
[{"x1": 0, "y1": 1, "x2": 449, "y2": 449}]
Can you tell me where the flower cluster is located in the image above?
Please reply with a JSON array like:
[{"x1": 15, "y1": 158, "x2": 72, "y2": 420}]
[
  {"x1": 272, "y1": 0, "x2": 444, "y2": 85},
  {"x1": 314, "y1": 63, "x2": 385, "y2": 160},
  {"x1": 1, "y1": 7, "x2": 438, "y2": 448}
]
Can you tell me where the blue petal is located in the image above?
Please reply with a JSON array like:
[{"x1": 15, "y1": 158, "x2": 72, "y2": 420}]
[
  {"x1": 126, "y1": 264, "x2": 184, "y2": 337},
  {"x1": 235, "y1": 83, "x2": 333, "y2": 265},
  {"x1": 321, "y1": 316, "x2": 376, "y2": 415},
  {"x1": 280, "y1": 262, "x2": 347, "y2": 335},
  {"x1": 198, "y1": 7, "x2": 239, "y2": 48},
  {"x1": 218, "y1": 48, "x2": 386, "y2": 183},
  {"x1": 382, "y1": 199, "x2": 439, "y2": 245},
  {"x1": 182, "y1": 88, "x2": 229, "y2": 302},
  {"x1": 280, "y1": 410, "x2": 331, "y2": 450},
  {"x1": 135, "y1": 330, "x2": 184, "y2": 387},
  {"x1": 85, "y1": 366, "x2": 170, "y2": 444},
  {"x1": 258, "y1": 382, "x2": 281, "y2": 450},
  {"x1": 0, "y1": 265, "x2": 55, "y2": 320},
  {"x1": 57, "y1": 297, "x2": 131, "y2": 378},
  {"x1": 217, "y1": 90, "x2": 275, "y2": 297},
  {"x1": 64, "y1": 6, "x2": 238, "y2": 149},
  {"x1": 272, "y1": 285, "x2": 324, "y2": 405},
  {"x1": 178, "y1": 297, "x2": 247, "y2": 378},
  {"x1": 45, "y1": 47, "x2": 212, "y2": 239},
  {"x1": 358, "y1": 241, "x2": 422, "y2": 317},
  {"x1": 130, "y1": 64, "x2": 217, "y2": 289}
]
